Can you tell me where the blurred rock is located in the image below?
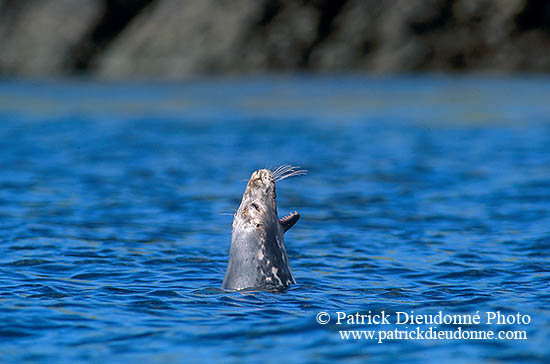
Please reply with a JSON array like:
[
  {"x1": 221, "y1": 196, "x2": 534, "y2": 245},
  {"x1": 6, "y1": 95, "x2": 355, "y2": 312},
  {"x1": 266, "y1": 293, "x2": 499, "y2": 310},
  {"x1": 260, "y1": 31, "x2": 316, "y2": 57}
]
[
  {"x1": 0, "y1": 0, "x2": 549, "y2": 78},
  {"x1": 95, "y1": 0, "x2": 266, "y2": 79},
  {"x1": 0, "y1": 0, "x2": 101, "y2": 77}
]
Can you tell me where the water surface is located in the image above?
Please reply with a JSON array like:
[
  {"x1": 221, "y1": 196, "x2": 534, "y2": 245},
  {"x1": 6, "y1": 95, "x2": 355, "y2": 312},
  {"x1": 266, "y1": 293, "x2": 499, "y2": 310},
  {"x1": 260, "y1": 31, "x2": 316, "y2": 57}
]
[{"x1": 0, "y1": 76, "x2": 549, "y2": 363}]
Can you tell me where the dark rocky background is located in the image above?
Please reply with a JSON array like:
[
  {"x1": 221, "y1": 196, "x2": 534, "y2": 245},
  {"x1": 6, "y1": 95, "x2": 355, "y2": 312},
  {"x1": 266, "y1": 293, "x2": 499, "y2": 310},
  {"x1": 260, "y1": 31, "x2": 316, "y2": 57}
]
[{"x1": 1, "y1": 0, "x2": 549, "y2": 79}]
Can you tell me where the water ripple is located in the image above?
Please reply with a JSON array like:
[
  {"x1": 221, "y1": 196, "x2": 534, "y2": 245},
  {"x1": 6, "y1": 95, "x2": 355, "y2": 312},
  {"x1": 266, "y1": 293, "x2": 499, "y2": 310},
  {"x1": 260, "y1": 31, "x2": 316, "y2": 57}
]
[{"x1": 0, "y1": 77, "x2": 549, "y2": 363}]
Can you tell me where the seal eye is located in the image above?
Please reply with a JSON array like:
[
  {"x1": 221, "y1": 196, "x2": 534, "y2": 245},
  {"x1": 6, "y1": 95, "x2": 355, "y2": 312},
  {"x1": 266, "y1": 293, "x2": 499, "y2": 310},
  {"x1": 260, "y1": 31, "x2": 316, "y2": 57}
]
[{"x1": 251, "y1": 203, "x2": 260, "y2": 211}]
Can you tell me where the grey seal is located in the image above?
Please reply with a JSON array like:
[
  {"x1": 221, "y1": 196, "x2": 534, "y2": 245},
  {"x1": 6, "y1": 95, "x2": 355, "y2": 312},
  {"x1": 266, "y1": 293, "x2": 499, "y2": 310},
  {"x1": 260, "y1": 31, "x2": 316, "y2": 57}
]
[{"x1": 221, "y1": 165, "x2": 306, "y2": 291}]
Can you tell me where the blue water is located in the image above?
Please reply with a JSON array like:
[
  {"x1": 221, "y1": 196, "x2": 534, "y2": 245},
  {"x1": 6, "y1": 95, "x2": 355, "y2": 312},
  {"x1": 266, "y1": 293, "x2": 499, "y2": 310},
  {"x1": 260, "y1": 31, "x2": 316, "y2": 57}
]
[{"x1": 0, "y1": 76, "x2": 548, "y2": 363}]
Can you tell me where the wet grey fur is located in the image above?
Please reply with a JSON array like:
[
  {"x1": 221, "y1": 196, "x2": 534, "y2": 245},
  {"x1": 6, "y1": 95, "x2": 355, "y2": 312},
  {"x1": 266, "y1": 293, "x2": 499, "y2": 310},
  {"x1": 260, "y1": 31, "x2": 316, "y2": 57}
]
[{"x1": 221, "y1": 166, "x2": 305, "y2": 291}]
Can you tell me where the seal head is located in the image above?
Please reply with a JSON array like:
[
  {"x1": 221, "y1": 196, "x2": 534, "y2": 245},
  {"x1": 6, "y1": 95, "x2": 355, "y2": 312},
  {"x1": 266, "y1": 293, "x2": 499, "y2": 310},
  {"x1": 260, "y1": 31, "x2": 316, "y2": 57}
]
[{"x1": 221, "y1": 165, "x2": 306, "y2": 291}]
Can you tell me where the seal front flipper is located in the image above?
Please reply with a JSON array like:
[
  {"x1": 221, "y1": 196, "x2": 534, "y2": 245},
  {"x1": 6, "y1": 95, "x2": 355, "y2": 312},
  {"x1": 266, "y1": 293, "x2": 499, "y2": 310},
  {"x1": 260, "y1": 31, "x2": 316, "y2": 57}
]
[{"x1": 280, "y1": 211, "x2": 299, "y2": 232}]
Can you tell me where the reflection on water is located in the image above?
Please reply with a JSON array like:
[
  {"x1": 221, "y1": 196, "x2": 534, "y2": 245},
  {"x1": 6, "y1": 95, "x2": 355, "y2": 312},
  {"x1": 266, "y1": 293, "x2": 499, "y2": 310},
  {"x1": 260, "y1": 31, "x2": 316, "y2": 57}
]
[{"x1": 0, "y1": 76, "x2": 549, "y2": 363}]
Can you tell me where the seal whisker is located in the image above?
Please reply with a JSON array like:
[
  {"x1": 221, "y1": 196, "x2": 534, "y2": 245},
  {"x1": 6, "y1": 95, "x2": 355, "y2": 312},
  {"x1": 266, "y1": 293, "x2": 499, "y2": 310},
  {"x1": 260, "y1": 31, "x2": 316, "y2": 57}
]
[
  {"x1": 271, "y1": 165, "x2": 284, "y2": 174},
  {"x1": 274, "y1": 166, "x2": 307, "y2": 182},
  {"x1": 271, "y1": 164, "x2": 292, "y2": 178},
  {"x1": 275, "y1": 171, "x2": 307, "y2": 182},
  {"x1": 274, "y1": 166, "x2": 303, "y2": 181},
  {"x1": 275, "y1": 164, "x2": 294, "y2": 174},
  {"x1": 272, "y1": 164, "x2": 306, "y2": 181}
]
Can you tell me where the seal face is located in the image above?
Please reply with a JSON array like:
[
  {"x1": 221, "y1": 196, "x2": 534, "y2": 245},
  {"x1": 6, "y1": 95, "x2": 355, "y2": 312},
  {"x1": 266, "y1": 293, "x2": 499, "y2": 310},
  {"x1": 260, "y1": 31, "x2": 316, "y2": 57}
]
[{"x1": 221, "y1": 165, "x2": 306, "y2": 291}]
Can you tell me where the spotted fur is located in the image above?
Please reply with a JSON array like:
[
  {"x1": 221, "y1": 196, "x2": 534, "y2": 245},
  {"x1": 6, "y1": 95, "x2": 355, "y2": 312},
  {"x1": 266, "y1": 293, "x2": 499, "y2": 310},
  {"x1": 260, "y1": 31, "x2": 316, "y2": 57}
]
[{"x1": 221, "y1": 167, "x2": 305, "y2": 291}]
